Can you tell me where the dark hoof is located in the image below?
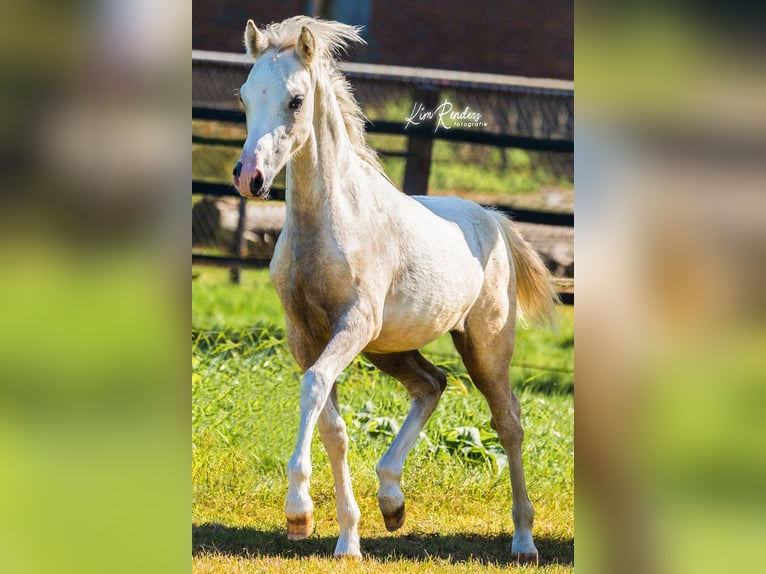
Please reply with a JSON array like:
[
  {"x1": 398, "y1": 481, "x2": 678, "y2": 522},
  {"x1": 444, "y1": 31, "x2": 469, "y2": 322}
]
[{"x1": 383, "y1": 503, "x2": 406, "y2": 532}]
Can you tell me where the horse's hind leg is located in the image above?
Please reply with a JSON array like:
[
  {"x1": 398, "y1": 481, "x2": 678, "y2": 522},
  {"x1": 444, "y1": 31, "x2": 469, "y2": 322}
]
[
  {"x1": 317, "y1": 384, "x2": 361, "y2": 559},
  {"x1": 364, "y1": 350, "x2": 446, "y2": 531},
  {"x1": 451, "y1": 316, "x2": 539, "y2": 563}
]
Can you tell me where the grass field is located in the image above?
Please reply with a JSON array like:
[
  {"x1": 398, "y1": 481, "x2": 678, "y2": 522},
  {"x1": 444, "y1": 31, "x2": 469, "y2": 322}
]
[{"x1": 192, "y1": 267, "x2": 574, "y2": 572}]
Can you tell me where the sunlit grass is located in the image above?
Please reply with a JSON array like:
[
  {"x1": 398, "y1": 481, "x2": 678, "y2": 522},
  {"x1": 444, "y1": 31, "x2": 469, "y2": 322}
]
[
  {"x1": 192, "y1": 267, "x2": 573, "y2": 571},
  {"x1": 192, "y1": 267, "x2": 284, "y2": 329}
]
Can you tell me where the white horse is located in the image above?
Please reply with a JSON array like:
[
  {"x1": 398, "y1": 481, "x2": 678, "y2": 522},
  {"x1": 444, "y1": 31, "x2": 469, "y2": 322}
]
[{"x1": 231, "y1": 16, "x2": 558, "y2": 563}]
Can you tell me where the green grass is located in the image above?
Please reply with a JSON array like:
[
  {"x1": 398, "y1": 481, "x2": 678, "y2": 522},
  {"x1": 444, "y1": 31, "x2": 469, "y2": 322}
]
[
  {"x1": 192, "y1": 267, "x2": 284, "y2": 328},
  {"x1": 192, "y1": 267, "x2": 573, "y2": 572}
]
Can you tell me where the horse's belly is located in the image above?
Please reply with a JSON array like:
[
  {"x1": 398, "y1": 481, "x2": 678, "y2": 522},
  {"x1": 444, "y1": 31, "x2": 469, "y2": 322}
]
[
  {"x1": 366, "y1": 264, "x2": 484, "y2": 353},
  {"x1": 364, "y1": 320, "x2": 452, "y2": 354}
]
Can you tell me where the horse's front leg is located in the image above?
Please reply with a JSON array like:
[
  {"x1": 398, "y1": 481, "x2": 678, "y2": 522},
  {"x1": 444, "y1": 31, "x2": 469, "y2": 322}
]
[
  {"x1": 364, "y1": 351, "x2": 447, "y2": 531},
  {"x1": 284, "y1": 309, "x2": 373, "y2": 553}
]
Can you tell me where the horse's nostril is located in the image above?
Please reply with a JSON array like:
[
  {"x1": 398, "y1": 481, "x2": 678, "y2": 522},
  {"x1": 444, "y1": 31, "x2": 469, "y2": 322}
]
[
  {"x1": 250, "y1": 169, "x2": 264, "y2": 196},
  {"x1": 232, "y1": 161, "x2": 242, "y2": 178}
]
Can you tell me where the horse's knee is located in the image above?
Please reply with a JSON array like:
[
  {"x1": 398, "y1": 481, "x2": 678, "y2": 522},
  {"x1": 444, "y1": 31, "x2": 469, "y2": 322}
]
[
  {"x1": 408, "y1": 370, "x2": 446, "y2": 403},
  {"x1": 319, "y1": 415, "x2": 345, "y2": 436},
  {"x1": 319, "y1": 415, "x2": 349, "y2": 456},
  {"x1": 299, "y1": 370, "x2": 325, "y2": 407},
  {"x1": 427, "y1": 375, "x2": 446, "y2": 401},
  {"x1": 492, "y1": 411, "x2": 524, "y2": 445},
  {"x1": 418, "y1": 355, "x2": 447, "y2": 393}
]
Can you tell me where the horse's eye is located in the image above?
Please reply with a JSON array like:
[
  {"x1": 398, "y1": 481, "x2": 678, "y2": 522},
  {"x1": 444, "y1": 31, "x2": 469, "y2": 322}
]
[{"x1": 289, "y1": 96, "x2": 304, "y2": 110}]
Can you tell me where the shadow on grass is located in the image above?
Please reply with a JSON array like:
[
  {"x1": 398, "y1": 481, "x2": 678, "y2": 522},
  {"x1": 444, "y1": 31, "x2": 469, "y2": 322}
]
[{"x1": 193, "y1": 523, "x2": 573, "y2": 567}]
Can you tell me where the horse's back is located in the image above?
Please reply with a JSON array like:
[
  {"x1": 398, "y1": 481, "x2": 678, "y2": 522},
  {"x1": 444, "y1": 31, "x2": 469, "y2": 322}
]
[
  {"x1": 411, "y1": 194, "x2": 486, "y2": 218},
  {"x1": 410, "y1": 195, "x2": 501, "y2": 257},
  {"x1": 412, "y1": 194, "x2": 494, "y2": 228}
]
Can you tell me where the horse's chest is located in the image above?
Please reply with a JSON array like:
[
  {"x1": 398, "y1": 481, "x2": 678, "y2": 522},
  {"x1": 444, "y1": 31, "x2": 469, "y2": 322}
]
[{"x1": 270, "y1": 236, "x2": 357, "y2": 335}]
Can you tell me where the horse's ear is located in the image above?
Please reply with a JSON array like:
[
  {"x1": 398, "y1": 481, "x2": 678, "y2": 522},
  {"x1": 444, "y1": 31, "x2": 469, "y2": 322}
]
[
  {"x1": 296, "y1": 26, "x2": 315, "y2": 66},
  {"x1": 244, "y1": 19, "x2": 268, "y2": 58}
]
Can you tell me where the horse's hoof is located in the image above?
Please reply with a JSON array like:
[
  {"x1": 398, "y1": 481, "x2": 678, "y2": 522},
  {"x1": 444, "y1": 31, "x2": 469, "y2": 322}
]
[
  {"x1": 513, "y1": 551, "x2": 539, "y2": 565},
  {"x1": 382, "y1": 503, "x2": 406, "y2": 532},
  {"x1": 286, "y1": 513, "x2": 314, "y2": 540}
]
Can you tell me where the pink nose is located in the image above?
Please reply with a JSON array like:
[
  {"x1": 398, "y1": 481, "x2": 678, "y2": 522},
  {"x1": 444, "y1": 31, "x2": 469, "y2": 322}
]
[{"x1": 232, "y1": 161, "x2": 265, "y2": 198}]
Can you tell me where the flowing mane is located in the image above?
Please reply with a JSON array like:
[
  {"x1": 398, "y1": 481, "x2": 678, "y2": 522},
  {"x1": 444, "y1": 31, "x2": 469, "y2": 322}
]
[{"x1": 254, "y1": 16, "x2": 387, "y2": 179}]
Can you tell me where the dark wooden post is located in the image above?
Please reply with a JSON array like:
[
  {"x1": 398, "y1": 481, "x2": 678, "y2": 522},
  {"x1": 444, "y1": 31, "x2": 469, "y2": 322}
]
[
  {"x1": 403, "y1": 86, "x2": 439, "y2": 196},
  {"x1": 229, "y1": 196, "x2": 248, "y2": 284}
]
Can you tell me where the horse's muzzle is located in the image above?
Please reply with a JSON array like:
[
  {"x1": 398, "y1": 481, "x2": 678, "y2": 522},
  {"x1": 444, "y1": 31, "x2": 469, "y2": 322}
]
[{"x1": 232, "y1": 161, "x2": 267, "y2": 199}]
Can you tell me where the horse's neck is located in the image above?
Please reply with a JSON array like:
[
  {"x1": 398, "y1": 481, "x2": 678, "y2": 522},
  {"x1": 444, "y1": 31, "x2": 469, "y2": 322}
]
[{"x1": 285, "y1": 77, "x2": 361, "y2": 229}]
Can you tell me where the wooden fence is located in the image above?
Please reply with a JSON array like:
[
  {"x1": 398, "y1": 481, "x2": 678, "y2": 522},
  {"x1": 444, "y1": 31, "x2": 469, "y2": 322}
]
[{"x1": 192, "y1": 52, "x2": 573, "y2": 303}]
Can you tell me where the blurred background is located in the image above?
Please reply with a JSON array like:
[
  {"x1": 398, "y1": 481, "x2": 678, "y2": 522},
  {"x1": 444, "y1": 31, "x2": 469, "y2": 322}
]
[
  {"x1": 576, "y1": 2, "x2": 766, "y2": 574},
  {"x1": 0, "y1": 1, "x2": 189, "y2": 573},
  {"x1": 193, "y1": 0, "x2": 573, "y2": 78}
]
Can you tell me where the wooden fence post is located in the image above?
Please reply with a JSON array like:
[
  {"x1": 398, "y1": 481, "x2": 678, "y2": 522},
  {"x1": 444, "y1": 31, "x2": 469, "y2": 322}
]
[
  {"x1": 403, "y1": 86, "x2": 439, "y2": 196},
  {"x1": 229, "y1": 196, "x2": 248, "y2": 284}
]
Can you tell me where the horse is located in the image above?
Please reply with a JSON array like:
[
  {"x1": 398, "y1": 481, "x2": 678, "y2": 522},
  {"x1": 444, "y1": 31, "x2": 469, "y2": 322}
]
[{"x1": 231, "y1": 16, "x2": 558, "y2": 563}]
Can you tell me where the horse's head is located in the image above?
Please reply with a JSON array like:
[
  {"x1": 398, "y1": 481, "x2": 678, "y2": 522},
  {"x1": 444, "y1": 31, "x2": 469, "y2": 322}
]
[{"x1": 232, "y1": 20, "x2": 317, "y2": 198}]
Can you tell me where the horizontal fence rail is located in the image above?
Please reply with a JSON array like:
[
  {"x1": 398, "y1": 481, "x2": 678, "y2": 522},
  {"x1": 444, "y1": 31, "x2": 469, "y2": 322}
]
[
  {"x1": 193, "y1": 52, "x2": 573, "y2": 303},
  {"x1": 191, "y1": 107, "x2": 573, "y2": 154}
]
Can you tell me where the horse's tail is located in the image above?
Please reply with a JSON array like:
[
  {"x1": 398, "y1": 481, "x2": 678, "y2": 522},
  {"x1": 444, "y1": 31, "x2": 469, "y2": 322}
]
[{"x1": 490, "y1": 211, "x2": 559, "y2": 328}]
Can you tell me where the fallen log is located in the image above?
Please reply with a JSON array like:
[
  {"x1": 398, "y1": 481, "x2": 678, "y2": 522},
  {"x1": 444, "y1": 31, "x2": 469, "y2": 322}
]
[{"x1": 192, "y1": 197, "x2": 285, "y2": 258}]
